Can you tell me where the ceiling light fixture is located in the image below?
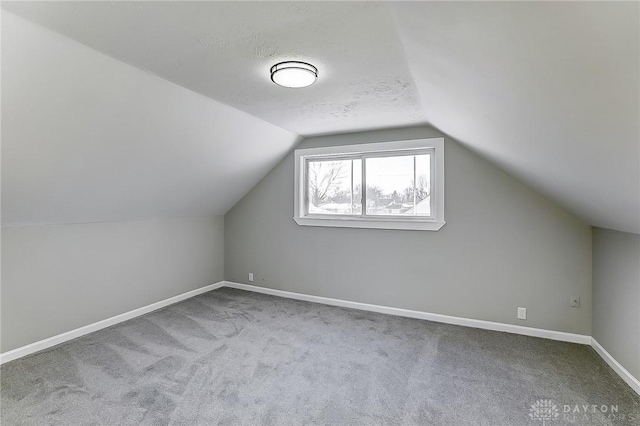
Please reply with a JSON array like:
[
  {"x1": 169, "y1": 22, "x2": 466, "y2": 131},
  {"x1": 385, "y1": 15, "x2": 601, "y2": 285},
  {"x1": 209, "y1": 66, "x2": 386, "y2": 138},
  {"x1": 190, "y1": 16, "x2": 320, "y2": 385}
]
[{"x1": 270, "y1": 61, "x2": 318, "y2": 88}]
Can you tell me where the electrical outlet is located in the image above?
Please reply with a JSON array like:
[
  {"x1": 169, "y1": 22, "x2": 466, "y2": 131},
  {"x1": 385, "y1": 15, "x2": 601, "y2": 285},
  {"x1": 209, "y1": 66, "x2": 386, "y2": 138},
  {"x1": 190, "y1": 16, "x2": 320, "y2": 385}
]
[
  {"x1": 248, "y1": 273, "x2": 254, "y2": 282},
  {"x1": 517, "y1": 307, "x2": 527, "y2": 320},
  {"x1": 570, "y1": 295, "x2": 580, "y2": 308}
]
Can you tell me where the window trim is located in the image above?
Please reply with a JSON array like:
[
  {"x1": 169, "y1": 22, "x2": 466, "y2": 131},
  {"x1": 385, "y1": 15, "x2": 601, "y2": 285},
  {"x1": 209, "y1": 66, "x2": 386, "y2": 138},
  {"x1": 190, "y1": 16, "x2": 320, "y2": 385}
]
[{"x1": 293, "y1": 138, "x2": 445, "y2": 231}]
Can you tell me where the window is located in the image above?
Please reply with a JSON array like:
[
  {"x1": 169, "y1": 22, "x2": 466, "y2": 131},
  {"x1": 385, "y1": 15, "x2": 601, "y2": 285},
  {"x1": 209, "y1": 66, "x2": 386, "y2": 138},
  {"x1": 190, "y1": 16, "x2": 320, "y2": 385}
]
[{"x1": 294, "y1": 138, "x2": 445, "y2": 230}]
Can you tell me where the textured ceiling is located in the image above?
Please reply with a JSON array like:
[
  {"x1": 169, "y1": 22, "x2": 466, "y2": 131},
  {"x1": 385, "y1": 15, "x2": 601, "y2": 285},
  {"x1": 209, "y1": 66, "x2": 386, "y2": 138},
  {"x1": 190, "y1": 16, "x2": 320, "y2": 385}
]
[
  {"x1": 2, "y1": 1, "x2": 639, "y2": 233},
  {"x1": 1, "y1": 1, "x2": 425, "y2": 136}
]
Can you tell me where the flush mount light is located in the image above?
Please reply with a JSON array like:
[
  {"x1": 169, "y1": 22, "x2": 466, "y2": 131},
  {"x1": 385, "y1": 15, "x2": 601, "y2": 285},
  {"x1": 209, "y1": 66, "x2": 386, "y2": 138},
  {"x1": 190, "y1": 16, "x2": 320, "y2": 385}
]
[{"x1": 270, "y1": 61, "x2": 318, "y2": 88}]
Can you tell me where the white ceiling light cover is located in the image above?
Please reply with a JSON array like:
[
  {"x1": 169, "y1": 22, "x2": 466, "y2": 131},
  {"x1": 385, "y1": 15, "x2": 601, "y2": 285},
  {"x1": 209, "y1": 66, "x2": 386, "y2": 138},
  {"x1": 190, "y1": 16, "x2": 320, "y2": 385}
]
[{"x1": 270, "y1": 61, "x2": 317, "y2": 88}]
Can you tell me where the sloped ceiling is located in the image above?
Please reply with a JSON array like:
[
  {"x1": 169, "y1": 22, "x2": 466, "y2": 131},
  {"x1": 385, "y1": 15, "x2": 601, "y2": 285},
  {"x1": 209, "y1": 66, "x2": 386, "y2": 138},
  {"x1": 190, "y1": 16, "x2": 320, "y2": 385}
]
[
  {"x1": 392, "y1": 1, "x2": 639, "y2": 234},
  {"x1": 1, "y1": 12, "x2": 298, "y2": 226},
  {"x1": 2, "y1": 1, "x2": 639, "y2": 233},
  {"x1": 1, "y1": 1, "x2": 425, "y2": 136}
]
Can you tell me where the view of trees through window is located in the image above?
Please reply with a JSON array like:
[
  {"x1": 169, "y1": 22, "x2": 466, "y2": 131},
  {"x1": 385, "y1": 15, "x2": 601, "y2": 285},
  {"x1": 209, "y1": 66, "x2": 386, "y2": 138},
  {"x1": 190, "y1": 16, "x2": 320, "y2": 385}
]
[{"x1": 307, "y1": 153, "x2": 431, "y2": 216}]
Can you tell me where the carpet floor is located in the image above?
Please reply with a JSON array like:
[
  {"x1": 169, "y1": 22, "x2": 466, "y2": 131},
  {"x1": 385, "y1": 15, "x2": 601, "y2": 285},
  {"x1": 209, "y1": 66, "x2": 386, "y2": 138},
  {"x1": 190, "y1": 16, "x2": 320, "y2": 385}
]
[{"x1": 1, "y1": 287, "x2": 639, "y2": 425}]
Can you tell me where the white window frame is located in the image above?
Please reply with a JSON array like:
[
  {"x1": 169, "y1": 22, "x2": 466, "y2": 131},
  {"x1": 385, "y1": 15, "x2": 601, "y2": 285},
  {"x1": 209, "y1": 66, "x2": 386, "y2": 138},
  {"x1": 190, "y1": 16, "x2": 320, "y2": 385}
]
[{"x1": 294, "y1": 138, "x2": 445, "y2": 231}]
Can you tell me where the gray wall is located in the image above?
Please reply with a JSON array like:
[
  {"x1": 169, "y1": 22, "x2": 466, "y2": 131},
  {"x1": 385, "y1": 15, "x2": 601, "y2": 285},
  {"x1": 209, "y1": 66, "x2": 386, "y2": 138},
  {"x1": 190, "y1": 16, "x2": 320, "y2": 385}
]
[
  {"x1": 592, "y1": 227, "x2": 640, "y2": 380},
  {"x1": 1, "y1": 216, "x2": 224, "y2": 352},
  {"x1": 225, "y1": 126, "x2": 593, "y2": 335}
]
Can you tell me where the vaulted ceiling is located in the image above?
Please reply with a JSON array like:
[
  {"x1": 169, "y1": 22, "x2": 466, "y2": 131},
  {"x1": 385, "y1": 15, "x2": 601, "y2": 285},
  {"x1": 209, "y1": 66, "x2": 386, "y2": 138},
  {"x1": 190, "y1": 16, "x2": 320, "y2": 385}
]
[
  {"x1": 2, "y1": 1, "x2": 425, "y2": 135},
  {"x1": 3, "y1": 1, "x2": 639, "y2": 233},
  {"x1": 393, "y1": 2, "x2": 639, "y2": 234}
]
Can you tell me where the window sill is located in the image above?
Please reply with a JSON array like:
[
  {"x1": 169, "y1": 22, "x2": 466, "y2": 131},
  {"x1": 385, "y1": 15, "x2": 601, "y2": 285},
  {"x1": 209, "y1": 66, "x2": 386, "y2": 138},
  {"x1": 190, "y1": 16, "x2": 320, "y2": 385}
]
[{"x1": 293, "y1": 216, "x2": 446, "y2": 231}]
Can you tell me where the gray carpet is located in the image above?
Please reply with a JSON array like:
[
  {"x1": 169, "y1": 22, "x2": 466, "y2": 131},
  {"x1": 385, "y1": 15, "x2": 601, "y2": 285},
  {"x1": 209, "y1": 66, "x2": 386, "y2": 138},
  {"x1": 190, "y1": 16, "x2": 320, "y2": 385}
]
[{"x1": 1, "y1": 287, "x2": 639, "y2": 425}]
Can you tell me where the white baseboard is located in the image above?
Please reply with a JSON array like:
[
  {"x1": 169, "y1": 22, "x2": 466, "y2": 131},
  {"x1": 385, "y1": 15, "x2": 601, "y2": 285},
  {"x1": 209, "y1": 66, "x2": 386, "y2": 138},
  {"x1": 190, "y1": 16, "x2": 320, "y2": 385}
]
[
  {"x1": 591, "y1": 338, "x2": 640, "y2": 395},
  {"x1": 5, "y1": 280, "x2": 637, "y2": 399},
  {"x1": 0, "y1": 281, "x2": 226, "y2": 365},
  {"x1": 222, "y1": 281, "x2": 591, "y2": 345},
  {"x1": 225, "y1": 282, "x2": 640, "y2": 396}
]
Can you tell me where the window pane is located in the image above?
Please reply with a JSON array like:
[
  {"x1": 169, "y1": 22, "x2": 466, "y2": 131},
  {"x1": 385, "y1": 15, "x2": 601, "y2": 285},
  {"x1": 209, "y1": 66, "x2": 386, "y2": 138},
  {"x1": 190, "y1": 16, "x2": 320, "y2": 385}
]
[
  {"x1": 365, "y1": 154, "x2": 431, "y2": 217},
  {"x1": 411, "y1": 154, "x2": 431, "y2": 216},
  {"x1": 307, "y1": 159, "x2": 362, "y2": 215}
]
